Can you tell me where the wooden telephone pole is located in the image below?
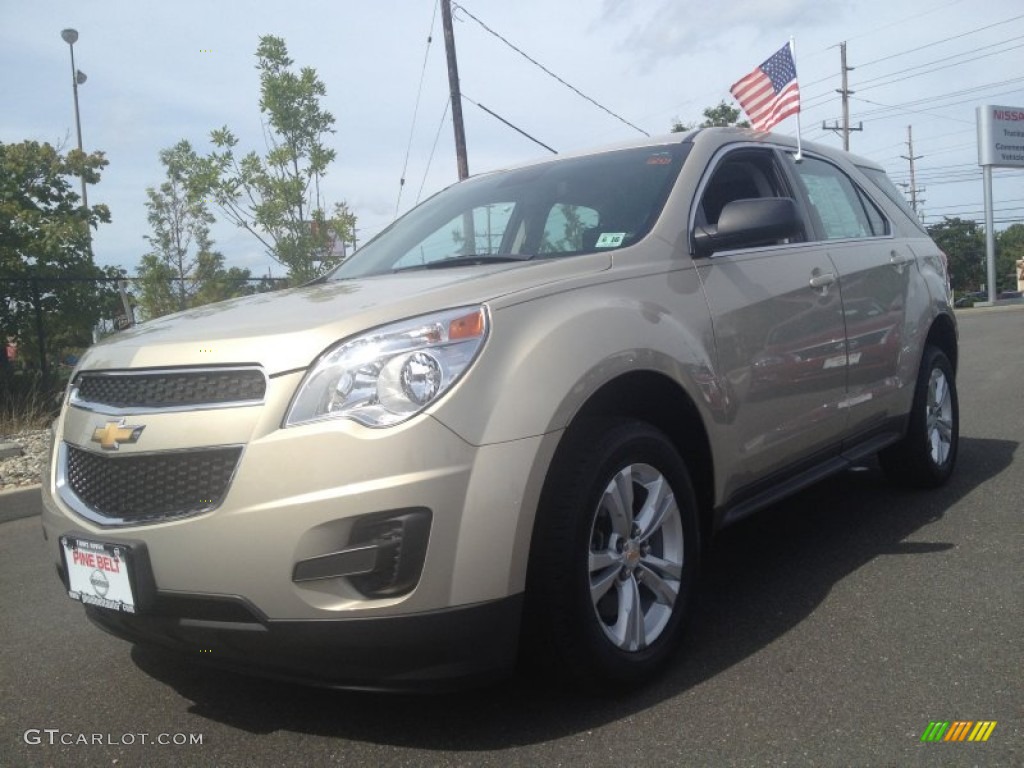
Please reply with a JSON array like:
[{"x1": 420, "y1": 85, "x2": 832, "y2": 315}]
[
  {"x1": 900, "y1": 125, "x2": 924, "y2": 217},
  {"x1": 822, "y1": 42, "x2": 863, "y2": 150},
  {"x1": 441, "y1": 0, "x2": 469, "y2": 180}
]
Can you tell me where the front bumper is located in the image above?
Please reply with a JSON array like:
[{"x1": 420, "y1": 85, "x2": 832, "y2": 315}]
[
  {"x1": 84, "y1": 593, "x2": 523, "y2": 692},
  {"x1": 42, "y1": 378, "x2": 555, "y2": 686}
]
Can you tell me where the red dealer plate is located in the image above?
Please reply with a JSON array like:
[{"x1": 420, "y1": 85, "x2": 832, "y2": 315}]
[{"x1": 60, "y1": 537, "x2": 137, "y2": 613}]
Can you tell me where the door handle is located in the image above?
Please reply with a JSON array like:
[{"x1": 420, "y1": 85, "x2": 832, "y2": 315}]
[
  {"x1": 808, "y1": 272, "x2": 836, "y2": 293},
  {"x1": 890, "y1": 250, "x2": 914, "y2": 273}
]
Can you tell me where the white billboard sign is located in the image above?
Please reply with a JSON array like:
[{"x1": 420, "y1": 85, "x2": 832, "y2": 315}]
[{"x1": 977, "y1": 105, "x2": 1024, "y2": 168}]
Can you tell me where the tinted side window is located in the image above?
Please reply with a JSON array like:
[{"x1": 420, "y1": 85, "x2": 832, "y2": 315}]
[
  {"x1": 857, "y1": 165, "x2": 926, "y2": 233},
  {"x1": 700, "y1": 150, "x2": 789, "y2": 224},
  {"x1": 790, "y1": 156, "x2": 879, "y2": 240},
  {"x1": 855, "y1": 186, "x2": 890, "y2": 237},
  {"x1": 696, "y1": 148, "x2": 802, "y2": 245}
]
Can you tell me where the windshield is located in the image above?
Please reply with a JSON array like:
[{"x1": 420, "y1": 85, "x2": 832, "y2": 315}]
[{"x1": 329, "y1": 143, "x2": 690, "y2": 279}]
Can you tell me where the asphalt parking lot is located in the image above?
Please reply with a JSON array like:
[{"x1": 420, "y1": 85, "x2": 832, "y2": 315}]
[{"x1": 1, "y1": 306, "x2": 1021, "y2": 767}]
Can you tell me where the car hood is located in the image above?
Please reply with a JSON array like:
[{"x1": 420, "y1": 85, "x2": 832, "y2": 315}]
[{"x1": 76, "y1": 257, "x2": 609, "y2": 373}]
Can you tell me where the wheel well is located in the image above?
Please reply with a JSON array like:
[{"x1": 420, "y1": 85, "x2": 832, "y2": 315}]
[
  {"x1": 564, "y1": 371, "x2": 715, "y2": 541},
  {"x1": 925, "y1": 313, "x2": 958, "y2": 372}
]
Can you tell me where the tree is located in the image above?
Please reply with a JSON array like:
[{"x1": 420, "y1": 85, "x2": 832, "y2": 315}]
[
  {"x1": 927, "y1": 217, "x2": 985, "y2": 293},
  {"x1": 187, "y1": 35, "x2": 356, "y2": 284},
  {"x1": 0, "y1": 140, "x2": 115, "y2": 371},
  {"x1": 996, "y1": 223, "x2": 1024, "y2": 291},
  {"x1": 136, "y1": 141, "x2": 254, "y2": 320},
  {"x1": 671, "y1": 100, "x2": 751, "y2": 133}
]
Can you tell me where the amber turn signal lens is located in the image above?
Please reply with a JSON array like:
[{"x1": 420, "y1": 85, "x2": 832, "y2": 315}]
[{"x1": 449, "y1": 308, "x2": 486, "y2": 340}]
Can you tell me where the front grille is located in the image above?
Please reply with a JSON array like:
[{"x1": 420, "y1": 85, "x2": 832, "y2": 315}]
[
  {"x1": 65, "y1": 444, "x2": 242, "y2": 524},
  {"x1": 75, "y1": 368, "x2": 265, "y2": 409}
]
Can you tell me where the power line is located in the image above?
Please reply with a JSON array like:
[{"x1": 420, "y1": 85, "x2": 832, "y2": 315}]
[
  {"x1": 850, "y1": 77, "x2": 1024, "y2": 119},
  {"x1": 798, "y1": 12, "x2": 1021, "y2": 92},
  {"x1": 928, "y1": 197, "x2": 1024, "y2": 211},
  {"x1": 415, "y1": 96, "x2": 451, "y2": 206},
  {"x1": 396, "y1": 0, "x2": 440, "y2": 218},
  {"x1": 461, "y1": 92, "x2": 558, "y2": 154},
  {"x1": 798, "y1": 33, "x2": 1024, "y2": 108},
  {"x1": 856, "y1": 13, "x2": 1024, "y2": 69},
  {"x1": 855, "y1": 38, "x2": 1024, "y2": 92},
  {"x1": 452, "y1": 2, "x2": 649, "y2": 136}
]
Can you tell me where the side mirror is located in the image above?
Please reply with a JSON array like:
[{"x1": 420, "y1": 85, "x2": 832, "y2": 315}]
[{"x1": 693, "y1": 197, "x2": 802, "y2": 257}]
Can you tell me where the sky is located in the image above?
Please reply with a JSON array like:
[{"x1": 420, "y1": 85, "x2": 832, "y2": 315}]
[{"x1": 2, "y1": 0, "x2": 1022, "y2": 277}]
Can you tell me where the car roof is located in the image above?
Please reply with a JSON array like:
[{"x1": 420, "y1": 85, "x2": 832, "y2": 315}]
[{"x1": 472, "y1": 127, "x2": 886, "y2": 180}]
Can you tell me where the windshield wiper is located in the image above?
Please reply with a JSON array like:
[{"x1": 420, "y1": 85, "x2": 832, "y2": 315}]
[{"x1": 393, "y1": 254, "x2": 535, "y2": 273}]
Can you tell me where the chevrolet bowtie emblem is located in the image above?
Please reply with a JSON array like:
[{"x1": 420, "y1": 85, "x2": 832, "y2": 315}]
[{"x1": 91, "y1": 419, "x2": 145, "y2": 450}]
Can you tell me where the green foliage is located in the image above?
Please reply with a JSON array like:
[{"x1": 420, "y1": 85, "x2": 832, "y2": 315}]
[
  {"x1": 927, "y1": 218, "x2": 1024, "y2": 293},
  {"x1": 136, "y1": 141, "x2": 254, "y2": 320},
  {"x1": 0, "y1": 140, "x2": 117, "y2": 369},
  {"x1": 927, "y1": 217, "x2": 985, "y2": 293},
  {"x1": 671, "y1": 101, "x2": 751, "y2": 133},
  {"x1": 996, "y1": 223, "x2": 1024, "y2": 290},
  {"x1": 185, "y1": 35, "x2": 356, "y2": 285}
]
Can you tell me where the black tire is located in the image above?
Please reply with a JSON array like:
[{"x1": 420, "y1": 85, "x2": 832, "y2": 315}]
[
  {"x1": 524, "y1": 419, "x2": 700, "y2": 689},
  {"x1": 879, "y1": 345, "x2": 959, "y2": 488}
]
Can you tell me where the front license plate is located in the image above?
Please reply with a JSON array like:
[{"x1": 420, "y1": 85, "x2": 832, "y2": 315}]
[{"x1": 60, "y1": 537, "x2": 136, "y2": 613}]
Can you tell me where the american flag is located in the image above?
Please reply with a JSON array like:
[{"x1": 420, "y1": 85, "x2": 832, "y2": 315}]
[{"x1": 730, "y1": 43, "x2": 801, "y2": 132}]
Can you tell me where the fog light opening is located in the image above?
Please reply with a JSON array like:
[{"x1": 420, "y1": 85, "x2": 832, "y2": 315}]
[{"x1": 348, "y1": 508, "x2": 431, "y2": 598}]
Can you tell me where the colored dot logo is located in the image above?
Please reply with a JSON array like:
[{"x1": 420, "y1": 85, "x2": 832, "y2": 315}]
[{"x1": 200, "y1": 49, "x2": 213, "y2": 53}]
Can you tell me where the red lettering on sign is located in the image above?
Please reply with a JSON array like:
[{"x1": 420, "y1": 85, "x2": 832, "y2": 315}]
[
  {"x1": 95, "y1": 555, "x2": 120, "y2": 573},
  {"x1": 74, "y1": 551, "x2": 97, "y2": 567}
]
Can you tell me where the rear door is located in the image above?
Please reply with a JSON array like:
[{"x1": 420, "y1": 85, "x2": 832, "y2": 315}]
[
  {"x1": 783, "y1": 153, "x2": 912, "y2": 440},
  {"x1": 693, "y1": 146, "x2": 849, "y2": 494}
]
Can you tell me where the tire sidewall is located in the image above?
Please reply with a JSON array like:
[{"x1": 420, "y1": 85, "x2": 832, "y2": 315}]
[
  {"x1": 906, "y1": 347, "x2": 959, "y2": 484},
  {"x1": 532, "y1": 420, "x2": 700, "y2": 685}
]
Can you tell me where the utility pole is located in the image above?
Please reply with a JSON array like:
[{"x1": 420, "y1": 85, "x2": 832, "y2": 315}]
[
  {"x1": 441, "y1": 0, "x2": 469, "y2": 181},
  {"x1": 822, "y1": 41, "x2": 862, "y2": 151},
  {"x1": 61, "y1": 29, "x2": 89, "y2": 209},
  {"x1": 900, "y1": 125, "x2": 924, "y2": 217}
]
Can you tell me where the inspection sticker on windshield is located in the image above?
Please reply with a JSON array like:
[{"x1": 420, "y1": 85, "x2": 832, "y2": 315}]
[
  {"x1": 595, "y1": 232, "x2": 626, "y2": 248},
  {"x1": 61, "y1": 537, "x2": 137, "y2": 613}
]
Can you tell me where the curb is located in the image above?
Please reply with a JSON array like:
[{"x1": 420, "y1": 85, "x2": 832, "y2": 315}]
[{"x1": 0, "y1": 485, "x2": 42, "y2": 523}]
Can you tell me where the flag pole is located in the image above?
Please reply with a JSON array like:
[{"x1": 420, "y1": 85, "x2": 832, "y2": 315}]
[{"x1": 791, "y1": 36, "x2": 803, "y2": 161}]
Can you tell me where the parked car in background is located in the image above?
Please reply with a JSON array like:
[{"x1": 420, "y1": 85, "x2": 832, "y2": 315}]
[
  {"x1": 954, "y1": 291, "x2": 986, "y2": 308},
  {"x1": 41, "y1": 127, "x2": 959, "y2": 691}
]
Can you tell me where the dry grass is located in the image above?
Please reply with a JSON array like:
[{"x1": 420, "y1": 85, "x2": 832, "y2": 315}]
[{"x1": 0, "y1": 373, "x2": 62, "y2": 436}]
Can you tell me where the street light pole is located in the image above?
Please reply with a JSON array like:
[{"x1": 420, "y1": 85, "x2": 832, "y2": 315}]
[{"x1": 61, "y1": 28, "x2": 88, "y2": 209}]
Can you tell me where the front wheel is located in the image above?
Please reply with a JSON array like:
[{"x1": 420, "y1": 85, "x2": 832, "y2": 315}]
[
  {"x1": 525, "y1": 419, "x2": 700, "y2": 688},
  {"x1": 880, "y1": 345, "x2": 959, "y2": 487}
]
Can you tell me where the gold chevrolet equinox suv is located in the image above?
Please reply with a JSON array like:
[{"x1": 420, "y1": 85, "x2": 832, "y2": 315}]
[{"x1": 42, "y1": 128, "x2": 959, "y2": 691}]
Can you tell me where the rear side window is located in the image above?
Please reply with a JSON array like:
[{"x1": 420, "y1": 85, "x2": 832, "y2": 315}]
[
  {"x1": 857, "y1": 165, "x2": 927, "y2": 233},
  {"x1": 789, "y1": 156, "x2": 889, "y2": 240}
]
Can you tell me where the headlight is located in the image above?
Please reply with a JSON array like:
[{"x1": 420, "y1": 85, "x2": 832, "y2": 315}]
[{"x1": 285, "y1": 306, "x2": 488, "y2": 428}]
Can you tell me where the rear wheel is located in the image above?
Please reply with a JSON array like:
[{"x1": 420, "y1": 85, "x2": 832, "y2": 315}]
[
  {"x1": 525, "y1": 419, "x2": 700, "y2": 688},
  {"x1": 880, "y1": 345, "x2": 959, "y2": 487}
]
